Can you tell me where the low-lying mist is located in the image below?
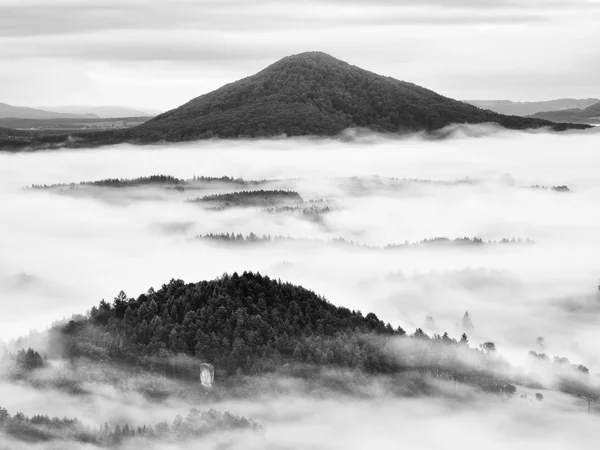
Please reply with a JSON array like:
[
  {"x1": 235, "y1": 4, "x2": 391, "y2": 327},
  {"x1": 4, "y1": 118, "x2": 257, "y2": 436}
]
[{"x1": 1, "y1": 125, "x2": 600, "y2": 448}]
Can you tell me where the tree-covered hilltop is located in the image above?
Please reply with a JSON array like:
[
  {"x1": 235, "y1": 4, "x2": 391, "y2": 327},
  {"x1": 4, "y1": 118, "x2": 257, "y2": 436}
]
[
  {"x1": 120, "y1": 52, "x2": 587, "y2": 142},
  {"x1": 60, "y1": 272, "x2": 402, "y2": 373},
  {"x1": 0, "y1": 52, "x2": 589, "y2": 150},
  {"x1": 49, "y1": 272, "x2": 525, "y2": 397}
]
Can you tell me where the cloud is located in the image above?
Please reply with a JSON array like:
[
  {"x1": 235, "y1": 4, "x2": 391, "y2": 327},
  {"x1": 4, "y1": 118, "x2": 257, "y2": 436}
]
[
  {"x1": 0, "y1": 0, "x2": 560, "y2": 38},
  {"x1": 1, "y1": 127, "x2": 599, "y2": 369},
  {"x1": 2, "y1": 127, "x2": 600, "y2": 447}
]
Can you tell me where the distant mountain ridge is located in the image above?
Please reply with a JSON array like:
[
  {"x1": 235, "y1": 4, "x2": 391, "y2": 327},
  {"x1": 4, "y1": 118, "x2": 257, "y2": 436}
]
[
  {"x1": 0, "y1": 102, "x2": 97, "y2": 119},
  {"x1": 465, "y1": 98, "x2": 600, "y2": 116},
  {"x1": 39, "y1": 105, "x2": 159, "y2": 118},
  {"x1": 528, "y1": 101, "x2": 600, "y2": 125}
]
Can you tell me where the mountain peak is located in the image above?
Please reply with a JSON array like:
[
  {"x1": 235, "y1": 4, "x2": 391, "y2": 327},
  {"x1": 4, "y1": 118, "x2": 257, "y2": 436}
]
[
  {"x1": 121, "y1": 52, "x2": 585, "y2": 143},
  {"x1": 2, "y1": 52, "x2": 589, "y2": 149},
  {"x1": 274, "y1": 51, "x2": 343, "y2": 65},
  {"x1": 263, "y1": 51, "x2": 358, "y2": 75}
]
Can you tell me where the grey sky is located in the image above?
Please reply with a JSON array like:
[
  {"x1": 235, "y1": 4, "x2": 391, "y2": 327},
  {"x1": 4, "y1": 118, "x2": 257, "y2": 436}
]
[{"x1": 0, "y1": 0, "x2": 598, "y2": 110}]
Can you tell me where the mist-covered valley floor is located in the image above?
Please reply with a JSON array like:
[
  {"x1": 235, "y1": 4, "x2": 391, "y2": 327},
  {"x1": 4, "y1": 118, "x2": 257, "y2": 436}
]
[{"x1": 1, "y1": 124, "x2": 600, "y2": 449}]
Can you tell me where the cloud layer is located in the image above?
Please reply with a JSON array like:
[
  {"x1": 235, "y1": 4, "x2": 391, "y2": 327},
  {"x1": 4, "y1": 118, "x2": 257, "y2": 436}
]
[{"x1": 2, "y1": 126, "x2": 600, "y2": 447}]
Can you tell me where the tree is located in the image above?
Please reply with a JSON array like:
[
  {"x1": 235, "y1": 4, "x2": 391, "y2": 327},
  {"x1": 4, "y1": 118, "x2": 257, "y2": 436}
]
[
  {"x1": 462, "y1": 312, "x2": 474, "y2": 331},
  {"x1": 480, "y1": 342, "x2": 496, "y2": 354},
  {"x1": 15, "y1": 348, "x2": 44, "y2": 370},
  {"x1": 413, "y1": 328, "x2": 429, "y2": 340},
  {"x1": 0, "y1": 407, "x2": 9, "y2": 424}
]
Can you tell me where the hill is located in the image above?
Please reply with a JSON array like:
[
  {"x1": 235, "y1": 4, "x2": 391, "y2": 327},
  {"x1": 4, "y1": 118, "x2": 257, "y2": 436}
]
[
  {"x1": 38, "y1": 105, "x2": 158, "y2": 118},
  {"x1": 0, "y1": 102, "x2": 97, "y2": 119},
  {"x1": 119, "y1": 52, "x2": 586, "y2": 143},
  {"x1": 464, "y1": 98, "x2": 599, "y2": 116},
  {"x1": 1, "y1": 52, "x2": 589, "y2": 150},
  {"x1": 22, "y1": 272, "x2": 596, "y2": 401},
  {"x1": 528, "y1": 101, "x2": 600, "y2": 124},
  {"x1": 55, "y1": 272, "x2": 403, "y2": 375}
]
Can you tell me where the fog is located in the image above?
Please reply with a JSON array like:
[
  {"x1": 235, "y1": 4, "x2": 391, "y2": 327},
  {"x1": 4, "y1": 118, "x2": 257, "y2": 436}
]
[{"x1": 1, "y1": 125, "x2": 600, "y2": 447}]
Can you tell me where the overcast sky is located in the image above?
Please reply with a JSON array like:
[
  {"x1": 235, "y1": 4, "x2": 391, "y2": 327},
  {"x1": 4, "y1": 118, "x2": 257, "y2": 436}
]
[{"x1": 1, "y1": 0, "x2": 599, "y2": 111}]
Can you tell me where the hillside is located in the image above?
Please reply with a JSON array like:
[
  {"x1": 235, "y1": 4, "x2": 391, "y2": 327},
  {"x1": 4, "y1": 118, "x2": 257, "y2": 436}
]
[
  {"x1": 48, "y1": 272, "x2": 527, "y2": 397},
  {"x1": 55, "y1": 272, "x2": 402, "y2": 375},
  {"x1": 0, "y1": 52, "x2": 589, "y2": 150},
  {"x1": 465, "y1": 98, "x2": 600, "y2": 116},
  {"x1": 20, "y1": 272, "x2": 596, "y2": 401},
  {"x1": 0, "y1": 102, "x2": 97, "y2": 119},
  {"x1": 529, "y1": 101, "x2": 600, "y2": 124},
  {"x1": 120, "y1": 52, "x2": 585, "y2": 142}
]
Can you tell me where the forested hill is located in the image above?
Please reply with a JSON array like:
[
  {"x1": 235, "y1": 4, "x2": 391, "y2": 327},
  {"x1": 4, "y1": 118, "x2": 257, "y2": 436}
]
[
  {"x1": 106, "y1": 52, "x2": 587, "y2": 142},
  {"x1": 58, "y1": 272, "x2": 403, "y2": 374},
  {"x1": 50, "y1": 272, "x2": 527, "y2": 396},
  {"x1": 2, "y1": 52, "x2": 588, "y2": 150}
]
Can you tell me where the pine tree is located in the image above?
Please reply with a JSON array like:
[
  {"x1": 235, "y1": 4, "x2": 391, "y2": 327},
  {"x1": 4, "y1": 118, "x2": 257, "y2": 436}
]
[{"x1": 462, "y1": 311, "x2": 474, "y2": 331}]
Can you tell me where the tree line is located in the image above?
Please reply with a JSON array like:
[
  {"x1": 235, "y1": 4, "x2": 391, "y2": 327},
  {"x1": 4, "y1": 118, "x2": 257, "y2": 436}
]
[
  {"x1": 195, "y1": 233, "x2": 534, "y2": 249},
  {"x1": 28, "y1": 175, "x2": 269, "y2": 190},
  {"x1": 188, "y1": 190, "x2": 303, "y2": 207},
  {"x1": 0, "y1": 406, "x2": 261, "y2": 447}
]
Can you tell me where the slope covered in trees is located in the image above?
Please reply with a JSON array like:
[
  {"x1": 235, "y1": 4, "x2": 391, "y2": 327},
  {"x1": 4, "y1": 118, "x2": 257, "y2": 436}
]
[
  {"x1": 112, "y1": 52, "x2": 589, "y2": 142},
  {"x1": 58, "y1": 272, "x2": 402, "y2": 374},
  {"x1": 0, "y1": 52, "x2": 590, "y2": 150},
  {"x1": 47, "y1": 272, "x2": 529, "y2": 398}
]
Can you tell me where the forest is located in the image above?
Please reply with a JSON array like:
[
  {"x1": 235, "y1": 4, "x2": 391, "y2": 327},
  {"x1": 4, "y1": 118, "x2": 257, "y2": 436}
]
[
  {"x1": 0, "y1": 52, "x2": 590, "y2": 150},
  {"x1": 28, "y1": 272, "x2": 528, "y2": 399},
  {"x1": 8, "y1": 272, "x2": 585, "y2": 405},
  {"x1": 28, "y1": 175, "x2": 269, "y2": 190},
  {"x1": 115, "y1": 52, "x2": 590, "y2": 143},
  {"x1": 195, "y1": 233, "x2": 534, "y2": 249},
  {"x1": 0, "y1": 405, "x2": 261, "y2": 447},
  {"x1": 189, "y1": 190, "x2": 303, "y2": 207}
]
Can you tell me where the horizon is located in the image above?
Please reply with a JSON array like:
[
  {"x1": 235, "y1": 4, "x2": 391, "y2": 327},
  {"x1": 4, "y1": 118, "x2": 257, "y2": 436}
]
[{"x1": 1, "y1": 0, "x2": 599, "y2": 110}]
